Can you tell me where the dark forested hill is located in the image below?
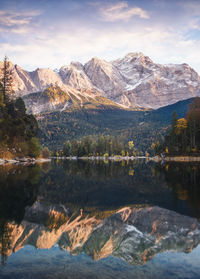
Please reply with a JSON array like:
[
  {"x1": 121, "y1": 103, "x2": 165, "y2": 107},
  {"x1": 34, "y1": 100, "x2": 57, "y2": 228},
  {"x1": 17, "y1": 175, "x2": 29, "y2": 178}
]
[{"x1": 38, "y1": 98, "x2": 195, "y2": 153}]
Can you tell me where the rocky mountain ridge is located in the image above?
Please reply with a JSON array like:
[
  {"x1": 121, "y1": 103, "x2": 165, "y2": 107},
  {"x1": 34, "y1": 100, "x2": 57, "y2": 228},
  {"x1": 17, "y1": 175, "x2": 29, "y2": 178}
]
[{"x1": 1, "y1": 52, "x2": 200, "y2": 112}]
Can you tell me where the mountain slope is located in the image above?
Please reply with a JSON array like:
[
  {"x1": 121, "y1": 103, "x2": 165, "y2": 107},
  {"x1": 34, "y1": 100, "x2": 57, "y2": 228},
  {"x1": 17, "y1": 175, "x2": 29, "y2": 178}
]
[
  {"x1": 112, "y1": 53, "x2": 200, "y2": 108},
  {"x1": 84, "y1": 57, "x2": 126, "y2": 98},
  {"x1": 23, "y1": 86, "x2": 122, "y2": 114},
  {"x1": 59, "y1": 62, "x2": 94, "y2": 90}
]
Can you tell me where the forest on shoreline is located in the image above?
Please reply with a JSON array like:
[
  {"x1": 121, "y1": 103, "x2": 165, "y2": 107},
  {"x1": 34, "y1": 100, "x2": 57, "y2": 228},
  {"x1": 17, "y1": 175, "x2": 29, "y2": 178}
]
[
  {"x1": 156, "y1": 97, "x2": 200, "y2": 156},
  {"x1": 0, "y1": 57, "x2": 40, "y2": 159}
]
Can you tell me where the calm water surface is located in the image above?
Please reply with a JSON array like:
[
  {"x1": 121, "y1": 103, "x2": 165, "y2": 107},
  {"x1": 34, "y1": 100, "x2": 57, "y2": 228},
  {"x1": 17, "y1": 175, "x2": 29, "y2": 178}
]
[{"x1": 0, "y1": 159, "x2": 200, "y2": 279}]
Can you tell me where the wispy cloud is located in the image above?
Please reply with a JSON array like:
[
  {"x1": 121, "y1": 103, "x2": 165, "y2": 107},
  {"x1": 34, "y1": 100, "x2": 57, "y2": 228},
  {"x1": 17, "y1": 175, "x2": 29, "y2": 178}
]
[
  {"x1": 2, "y1": 24, "x2": 200, "y2": 73},
  {"x1": 0, "y1": 0, "x2": 200, "y2": 73},
  {"x1": 99, "y1": 1, "x2": 149, "y2": 22},
  {"x1": 0, "y1": 10, "x2": 42, "y2": 33}
]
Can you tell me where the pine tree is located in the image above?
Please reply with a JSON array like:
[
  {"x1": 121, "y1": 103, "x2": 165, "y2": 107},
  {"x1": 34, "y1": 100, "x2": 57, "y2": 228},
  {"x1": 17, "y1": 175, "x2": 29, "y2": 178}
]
[
  {"x1": 169, "y1": 111, "x2": 178, "y2": 153},
  {"x1": 186, "y1": 97, "x2": 200, "y2": 150},
  {"x1": 171, "y1": 111, "x2": 178, "y2": 133},
  {"x1": 0, "y1": 56, "x2": 13, "y2": 104}
]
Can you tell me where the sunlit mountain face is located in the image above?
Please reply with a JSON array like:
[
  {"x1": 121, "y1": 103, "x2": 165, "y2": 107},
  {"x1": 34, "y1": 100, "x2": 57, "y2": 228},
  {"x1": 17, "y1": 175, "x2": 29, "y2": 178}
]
[{"x1": 0, "y1": 160, "x2": 200, "y2": 278}]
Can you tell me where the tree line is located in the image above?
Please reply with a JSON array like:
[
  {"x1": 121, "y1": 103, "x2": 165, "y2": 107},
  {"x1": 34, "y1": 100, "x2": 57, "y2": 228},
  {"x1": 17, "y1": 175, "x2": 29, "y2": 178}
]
[{"x1": 59, "y1": 135, "x2": 136, "y2": 157}]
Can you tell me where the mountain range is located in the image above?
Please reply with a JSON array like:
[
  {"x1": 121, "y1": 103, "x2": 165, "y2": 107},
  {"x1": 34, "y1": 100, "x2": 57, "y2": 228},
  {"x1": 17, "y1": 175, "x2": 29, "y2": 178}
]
[
  {"x1": 2, "y1": 52, "x2": 199, "y2": 150},
  {"x1": 2, "y1": 52, "x2": 200, "y2": 113}
]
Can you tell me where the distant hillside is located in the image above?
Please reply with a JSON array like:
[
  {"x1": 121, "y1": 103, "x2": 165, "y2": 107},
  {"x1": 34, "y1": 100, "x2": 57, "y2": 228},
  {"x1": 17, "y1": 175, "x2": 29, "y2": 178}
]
[
  {"x1": 150, "y1": 98, "x2": 194, "y2": 120},
  {"x1": 38, "y1": 98, "x2": 195, "y2": 153}
]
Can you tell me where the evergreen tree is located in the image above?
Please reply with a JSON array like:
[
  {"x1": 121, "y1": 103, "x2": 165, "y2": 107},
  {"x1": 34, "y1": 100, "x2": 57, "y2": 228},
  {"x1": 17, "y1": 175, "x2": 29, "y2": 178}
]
[
  {"x1": 171, "y1": 111, "x2": 178, "y2": 132},
  {"x1": 14, "y1": 97, "x2": 26, "y2": 116},
  {"x1": 0, "y1": 56, "x2": 13, "y2": 104},
  {"x1": 0, "y1": 57, "x2": 40, "y2": 158},
  {"x1": 169, "y1": 111, "x2": 178, "y2": 152},
  {"x1": 186, "y1": 97, "x2": 200, "y2": 150}
]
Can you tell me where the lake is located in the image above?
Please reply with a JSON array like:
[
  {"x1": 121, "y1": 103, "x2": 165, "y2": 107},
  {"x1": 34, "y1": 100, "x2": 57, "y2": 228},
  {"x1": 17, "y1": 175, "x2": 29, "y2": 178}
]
[{"x1": 0, "y1": 159, "x2": 200, "y2": 279}]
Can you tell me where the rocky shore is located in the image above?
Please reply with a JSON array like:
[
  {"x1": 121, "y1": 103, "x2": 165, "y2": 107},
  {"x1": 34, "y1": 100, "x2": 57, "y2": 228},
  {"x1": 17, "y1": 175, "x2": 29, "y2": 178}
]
[
  {"x1": 1, "y1": 155, "x2": 200, "y2": 165},
  {"x1": 52, "y1": 156, "x2": 146, "y2": 161},
  {"x1": 165, "y1": 156, "x2": 200, "y2": 162},
  {"x1": 0, "y1": 157, "x2": 51, "y2": 165},
  {"x1": 151, "y1": 155, "x2": 200, "y2": 162}
]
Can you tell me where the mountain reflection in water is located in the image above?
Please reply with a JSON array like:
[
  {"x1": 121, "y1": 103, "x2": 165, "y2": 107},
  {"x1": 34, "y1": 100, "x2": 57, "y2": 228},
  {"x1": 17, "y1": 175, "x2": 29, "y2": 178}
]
[
  {"x1": 1, "y1": 205, "x2": 200, "y2": 265},
  {"x1": 0, "y1": 160, "x2": 200, "y2": 279}
]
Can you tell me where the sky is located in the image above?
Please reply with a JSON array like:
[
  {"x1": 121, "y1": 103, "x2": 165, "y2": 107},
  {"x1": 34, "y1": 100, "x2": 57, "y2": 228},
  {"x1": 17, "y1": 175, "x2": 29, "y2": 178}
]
[{"x1": 0, "y1": 0, "x2": 200, "y2": 72}]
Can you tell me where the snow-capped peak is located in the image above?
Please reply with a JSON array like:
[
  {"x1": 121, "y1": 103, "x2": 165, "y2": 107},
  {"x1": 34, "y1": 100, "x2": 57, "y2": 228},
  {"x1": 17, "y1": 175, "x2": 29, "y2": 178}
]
[{"x1": 125, "y1": 52, "x2": 144, "y2": 59}]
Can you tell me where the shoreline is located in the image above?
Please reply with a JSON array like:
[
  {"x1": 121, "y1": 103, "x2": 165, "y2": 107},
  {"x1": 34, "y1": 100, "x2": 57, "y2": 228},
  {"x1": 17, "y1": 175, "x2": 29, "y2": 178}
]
[
  {"x1": 165, "y1": 156, "x2": 200, "y2": 162},
  {"x1": 0, "y1": 156, "x2": 146, "y2": 165},
  {"x1": 151, "y1": 155, "x2": 200, "y2": 162},
  {"x1": 0, "y1": 158, "x2": 51, "y2": 165},
  {"x1": 1, "y1": 155, "x2": 200, "y2": 165},
  {"x1": 53, "y1": 155, "x2": 200, "y2": 162},
  {"x1": 51, "y1": 156, "x2": 147, "y2": 161}
]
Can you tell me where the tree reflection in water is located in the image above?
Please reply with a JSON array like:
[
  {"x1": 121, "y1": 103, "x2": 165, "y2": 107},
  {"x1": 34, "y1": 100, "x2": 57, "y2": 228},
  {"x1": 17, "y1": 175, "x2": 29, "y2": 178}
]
[{"x1": 0, "y1": 164, "x2": 41, "y2": 265}]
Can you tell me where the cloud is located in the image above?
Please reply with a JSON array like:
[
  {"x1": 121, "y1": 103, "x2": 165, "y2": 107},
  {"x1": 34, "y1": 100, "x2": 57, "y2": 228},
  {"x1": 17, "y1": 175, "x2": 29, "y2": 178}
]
[
  {"x1": 1, "y1": 0, "x2": 200, "y2": 74},
  {"x1": 99, "y1": 1, "x2": 149, "y2": 22},
  {"x1": 2, "y1": 24, "x2": 200, "y2": 74},
  {"x1": 0, "y1": 10, "x2": 41, "y2": 33}
]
